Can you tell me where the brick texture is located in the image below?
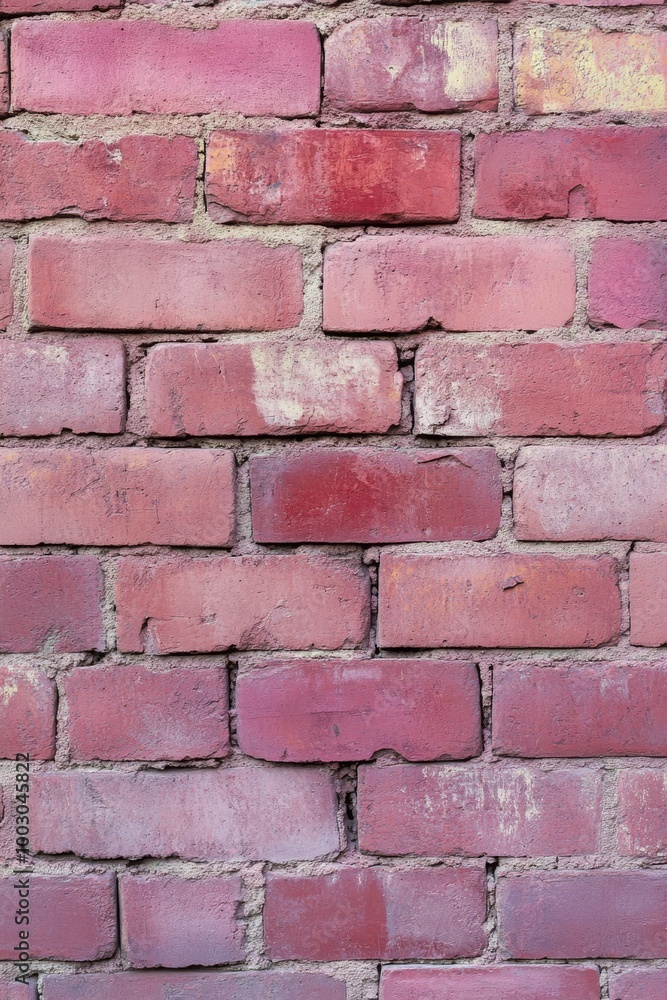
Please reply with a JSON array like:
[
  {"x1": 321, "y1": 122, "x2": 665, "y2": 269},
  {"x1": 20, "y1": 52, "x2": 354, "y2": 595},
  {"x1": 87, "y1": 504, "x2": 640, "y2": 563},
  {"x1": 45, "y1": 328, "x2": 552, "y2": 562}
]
[
  {"x1": 0, "y1": 664, "x2": 56, "y2": 760},
  {"x1": 630, "y1": 552, "x2": 667, "y2": 645},
  {"x1": 380, "y1": 966, "x2": 600, "y2": 1000},
  {"x1": 609, "y1": 970, "x2": 667, "y2": 1000},
  {"x1": 617, "y1": 770, "x2": 667, "y2": 856},
  {"x1": 589, "y1": 238, "x2": 667, "y2": 329},
  {"x1": 0, "y1": 240, "x2": 14, "y2": 329},
  {"x1": 42, "y1": 973, "x2": 346, "y2": 1000}
]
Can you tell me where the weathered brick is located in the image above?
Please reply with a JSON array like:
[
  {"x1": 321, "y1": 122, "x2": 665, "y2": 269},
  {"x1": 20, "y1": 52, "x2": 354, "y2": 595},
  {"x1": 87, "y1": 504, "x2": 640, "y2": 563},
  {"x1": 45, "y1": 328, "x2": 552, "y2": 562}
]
[
  {"x1": 0, "y1": 665, "x2": 56, "y2": 760},
  {"x1": 378, "y1": 554, "x2": 621, "y2": 649},
  {"x1": 589, "y1": 239, "x2": 667, "y2": 329},
  {"x1": 0, "y1": 556, "x2": 105, "y2": 653},
  {"x1": 64, "y1": 665, "x2": 229, "y2": 762},
  {"x1": 0, "y1": 873, "x2": 116, "y2": 960},
  {"x1": 145, "y1": 340, "x2": 402, "y2": 438},
  {"x1": 32, "y1": 768, "x2": 339, "y2": 861},
  {"x1": 236, "y1": 659, "x2": 482, "y2": 762},
  {"x1": 514, "y1": 446, "x2": 667, "y2": 541},
  {"x1": 380, "y1": 965, "x2": 600, "y2": 1000},
  {"x1": 515, "y1": 29, "x2": 667, "y2": 114},
  {"x1": 325, "y1": 19, "x2": 498, "y2": 112},
  {"x1": 610, "y1": 970, "x2": 667, "y2": 1000},
  {"x1": 323, "y1": 237, "x2": 575, "y2": 333},
  {"x1": 42, "y1": 973, "x2": 346, "y2": 1000},
  {"x1": 494, "y1": 663, "x2": 667, "y2": 757},
  {"x1": 29, "y1": 237, "x2": 303, "y2": 332},
  {"x1": 358, "y1": 764, "x2": 602, "y2": 857},
  {"x1": 265, "y1": 867, "x2": 486, "y2": 960},
  {"x1": 0, "y1": 240, "x2": 13, "y2": 329},
  {"x1": 11, "y1": 20, "x2": 321, "y2": 115},
  {"x1": 120, "y1": 875, "x2": 244, "y2": 968},
  {"x1": 630, "y1": 552, "x2": 667, "y2": 646},
  {"x1": 0, "y1": 448, "x2": 235, "y2": 547},
  {"x1": 1, "y1": 0, "x2": 119, "y2": 10},
  {"x1": 618, "y1": 770, "x2": 667, "y2": 856},
  {"x1": 415, "y1": 340, "x2": 666, "y2": 437},
  {"x1": 250, "y1": 448, "x2": 502, "y2": 543},
  {"x1": 0, "y1": 983, "x2": 36, "y2": 1000},
  {"x1": 206, "y1": 129, "x2": 460, "y2": 224},
  {"x1": 475, "y1": 128, "x2": 667, "y2": 221},
  {"x1": 0, "y1": 339, "x2": 126, "y2": 436},
  {"x1": 498, "y1": 872, "x2": 667, "y2": 958},
  {"x1": 116, "y1": 555, "x2": 369, "y2": 653},
  {"x1": 0, "y1": 133, "x2": 197, "y2": 223}
]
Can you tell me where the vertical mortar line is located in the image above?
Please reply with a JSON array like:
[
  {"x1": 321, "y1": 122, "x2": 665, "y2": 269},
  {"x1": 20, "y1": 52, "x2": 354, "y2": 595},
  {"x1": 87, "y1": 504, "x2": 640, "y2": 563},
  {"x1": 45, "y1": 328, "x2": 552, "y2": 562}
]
[
  {"x1": 496, "y1": 8, "x2": 516, "y2": 118},
  {"x1": 101, "y1": 554, "x2": 119, "y2": 655},
  {"x1": 459, "y1": 131, "x2": 477, "y2": 226},
  {"x1": 227, "y1": 658, "x2": 239, "y2": 750},
  {"x1": 600, "y1": 763, "x2": 620, "y2": 859},
  {"x1": 485, "y1": 855, "x2": 500, "y2": 959},
  {"x1": 398, "y1": 343, "x2": 415, "y2": 437}
]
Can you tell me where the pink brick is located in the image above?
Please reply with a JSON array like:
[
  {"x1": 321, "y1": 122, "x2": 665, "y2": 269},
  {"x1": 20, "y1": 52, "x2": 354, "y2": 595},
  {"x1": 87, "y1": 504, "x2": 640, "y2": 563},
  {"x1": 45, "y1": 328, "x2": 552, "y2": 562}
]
[
  {"x1": 116, "y1": 555, "x2": 369, "y2": 653},
  {"x1": 323, "y1": 236, "x2": 575, "y2": 333},
  {"x1": 630, "y1": 552, "x2": 667, "y2": 645},
  {"x1": 64, "y1": 665, "x2": 228, "y2": 762},
  {"x1": 32, "y1": 767, "x2": 338, "y2": 860},
  {"x1": 0, "y1": 448, "x2": 235, "y2": 547},
  {"x1": 325, "y1": 19, "x2": 498, "y2": 112},
  {"x1": 358, "y1": 764, "x2": 602, "y2": 857},
  {"x1": 380, "y1": 966, "x2": 600, "y2": 1000},
  {"x1": 11, "y1": 20, "x2": 321, "y2": 115},
  {"x1": 120, "y1": 875, "x2": 244, "y2": 968},
  {"x1": 0, "y1": 133, "x2": 196, "y2": 223},
  {"x1": 145, "y1": 340, "x2": 402, "y2": 437},
  {"x1": 610, "y1": 970, "x2": 667, "y2": 1000},
  {"x1": 0, "y1": 665, "x2": 56, "y2": 760},
  {"x1": 379, "y1": 554, "x2": 621, "y2": 649},
  {"x1": 0, "y1": 873, "x2": 116, "y2": 960},
  {"x1": 515, "y1": 446, "x2": 667, "y2": 541},
  {"x1": 618, "y1": 770, "x2": 667, "y2": 855},
  {"x1": 498, "y1": 872, "x2": 667, "y2": 958},
  {"x1": 415, "y1": 339, "x2": 666, "y2": 437},
  {"x1": 0, "y1": 984, "x2": 36, "y2": 1000},
  {"x1": 0, "y1": 556, "x2": 105, "y2": 653},
  {"x1": 29, "y1": 236, "x2": 302, "y2": 332},
  {"x1": 265, "y1": 867, "x2": 486, "y2": 960},
  {"x1": 236, "y1": 659, "x2": 482, "y2": 762},
  {"x1": 589, "y1": 239, "x2": 667, "y2": 329},
  {"x1": 475, "y1": 128, "x2": 667, "y2": 221},
  {"x1": 0, "y1": 339, "x2": 125, "y2": 436},
  {"x1": 42, "y1": 973, "x2": 345, "y2": 1000},
  {"x1": 1, "y1": 0, "x2": 119, "y2": 10},
  {"x1": 494, "y1": 663, "x2": 667, "y2": 757},
  {"x1": 250, "y1": 448, "x2": 501, "y2": 543},
  {"x1": 0, "y1": 240, "x2": 13, "y2": 329},
  {"x1": 206, "y1": 129, "x2": 460, "y2": 224}
]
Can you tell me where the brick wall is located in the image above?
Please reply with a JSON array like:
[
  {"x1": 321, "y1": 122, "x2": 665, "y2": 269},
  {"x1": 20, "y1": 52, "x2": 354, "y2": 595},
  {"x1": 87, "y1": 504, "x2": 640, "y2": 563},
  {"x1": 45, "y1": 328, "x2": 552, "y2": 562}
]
[{"x1": 0, "y1": 0, "x2": 665, "y2": 997}]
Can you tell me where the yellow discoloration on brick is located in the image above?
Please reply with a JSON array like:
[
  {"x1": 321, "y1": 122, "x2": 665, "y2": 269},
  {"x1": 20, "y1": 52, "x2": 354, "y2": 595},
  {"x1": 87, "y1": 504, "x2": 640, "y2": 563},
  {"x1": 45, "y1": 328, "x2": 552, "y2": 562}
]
[{"x1": 431, "y1": 23, "x2": 497, "y2": 102}]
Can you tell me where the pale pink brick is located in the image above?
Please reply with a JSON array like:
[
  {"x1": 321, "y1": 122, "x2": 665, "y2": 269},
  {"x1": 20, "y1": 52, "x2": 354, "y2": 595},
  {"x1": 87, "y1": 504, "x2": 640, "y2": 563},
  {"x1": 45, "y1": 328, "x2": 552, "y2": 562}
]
[
  {"x1": 42, "y1": 972, "x2": 345, "y2": 1000},
  {"x1": 618, "y1": 770, "x2": 667, "y2": 856},
  {"x1": 0, "y1": 240, "x2": 13, "y2": 329},
  {"x1": 589, "y1": 239, "x2": 667, "y2": 329},
  {"x1": 0, "y1": 983, "x2": 36, "y2": 1000},
  {"x1": 630, "y1": 552, "x2": 667, "y2": 646},
  {"x1": 610, "y1": 970, "x2": 667, "y2": 1000},
  {"x1": 380, "y1": 966, "x2": 600, "y2": 1000},
  {"x1": 0, "y1": 664, "x2": 56, "y2": 760}
]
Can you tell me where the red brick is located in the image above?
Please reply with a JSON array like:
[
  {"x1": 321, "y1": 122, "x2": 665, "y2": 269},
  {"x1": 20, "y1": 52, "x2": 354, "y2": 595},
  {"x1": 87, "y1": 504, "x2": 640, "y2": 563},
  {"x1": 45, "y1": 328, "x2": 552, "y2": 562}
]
[
  {"x1": 630, "y1": 552, "x2": 667, "y2": 645},
  {"x1": 1, "y1": 0, "x2": 119, "y2": 10},
  {"x1": 415, "y1": 340, "x2": 666, "y2": 438},
  {"x1": 250, "y1": 448, "x2": 502, "y2": 543},
  {"x1": 11, "y1": 20, "x2": 321, "y2": 116},
  {"x1": 42, "y1": 973, "x2": 345, "y2": 1000},
  {"x1": 236, "y1": 659, "x2": 482, "y2": 762},
  {"x1": 0, "y1": 34, "x2": 8, "y2": 114},
  {"x1": 0, "y1": 665, "x2": 56, "y2": 760},
  {"x1": 380, "y1": 965, "x2": 600, "y2": 1000},
  {"x1": 494, "y1": 663, "x2": 667, "y2": 757},
  {"x1": 475, "y1": 128, "x2": 667, "y2": 221},
  {"x1": 145, "y1": 340, "x2": 402, "y2": 438},
  {"x1": 64, "y1": 665, "x2": 228, "y2": 762},
  {"x1": 498, "y1": 871, "x2": 667, "y2": 958},
  {"x1": 0, "y1": 984, "x2": 36, "y2": 1000},
  {"x1": 0, "y1": 240, "x2": 13, "y2": 329},
  {"x1": 0, "y1": 873, "x2": 116, "y2": 960},
  {"x1": 32, "y1": 767, "x2": 338, "y2": 860},
  {"x1": 29, "y1": 236, "x2": 303, "y2": 332},
  {"x1": 610, "y1": 970, "x2": 667, "y2": 1000},
  {"x1": 589, "y1": 239, "x2": 667, "y2": 329},
  {"x1": 0, "y1": 556, "x2": 105, "y2": 653},
  {"x1": 0, "y1": 133, "x2": 196, "y2": 223},
  {"x1": 618, "y1": 770, "x2": 667, "y2": 856},
  {"x1": 206, "y1": 129, "x2": 460, "y2": 224},
  {"x1": 120, "y1": 875, "x2": 244, "y2": 968},
  {"x1": 358, "y1": 764, "x2": 602, "y2": 857},
  {"x1": 323, "y1": 236, "x2": 575, "y2": 333},
  {"x1": 325, "y1": 19, "x2": 498, "y2": 112},
  {"x1": 0, "y1": 448, "x2": 235, "y2": 547},
  {"x1": 378, "y1": 554, "x2": 621, "y2": 649},
  {"x1": 116, "y1": 555, "x2": 369, "y2": 654},
  {"x1": 265, "y1": 867, "x2": 486, "y2": 960},
  {"x1": 0, "y1": 339, "x2": 125, "y2": 436}
]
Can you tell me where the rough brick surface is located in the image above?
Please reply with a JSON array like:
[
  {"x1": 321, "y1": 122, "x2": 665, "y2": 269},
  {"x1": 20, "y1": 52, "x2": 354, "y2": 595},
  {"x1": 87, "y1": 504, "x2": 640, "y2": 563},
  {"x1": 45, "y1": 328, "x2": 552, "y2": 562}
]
[
  {"x1": 206, "y1": 129, "x2": 461, "y2": 224},
  {"x1": 630, "y1": 552, "x2": 667, "y2": 646},
  {"x1": 0, "y1": 664, "x2": 56, "y2": 759},
  {"x1": 42, "y1": 973, "x2": 346, "y2": 1000},
  {"x1": 0, "y1": 35, "x2": 8, "y2": 115},
  {"x1": 145, "y1": 340, "x2": 402, "y2": 437},
  {"x1": 618, "y1": 771, "x2": 667, "y2": 856},
  {"x1": 589, "y1": 239, "x2": 667, "y2": 329},
  {"x1": 64, "y1": 665, "x2": 229, "y2": 761},
  {"x1": 609, "y1": 970, "x2": 667, "y2": 1000},
  {"x1": 414, "y1": 340, "x2": 666, "y2": 437},
  {"x1": 264, "y1": 867, "x2": 486, "y2": 960},
  {"x1": 0, "y1": 240, "x2": 14, "y2": 329},
  {"x1": 380, "y1": 965, "x2": 600, "y2": 1000},
  {"x1": 358, "y1": 764, "x2": 602, "y2": 857},
  {"x1": 236, "y1": 659, "x2": 482, "y2": 762},
  {"x1": 0, "y1": 984, "x2": 36, "y2": 1000},
  {"x1": 250, "y1": 448, "x2": 502, "y2": 543},
  {"x1": 324, "y1": 236, "x2": 575, "y2": 332}
]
